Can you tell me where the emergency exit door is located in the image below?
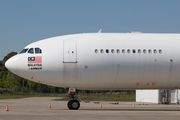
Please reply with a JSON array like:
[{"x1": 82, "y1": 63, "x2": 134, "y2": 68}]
[{"x1": 63, "y1": 41, "x2": 77, "y2": 63}]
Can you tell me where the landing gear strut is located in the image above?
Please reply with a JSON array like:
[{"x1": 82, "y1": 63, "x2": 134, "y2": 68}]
[{"x1": 67, "y1": 88, "x2": 80, "y2": 110}]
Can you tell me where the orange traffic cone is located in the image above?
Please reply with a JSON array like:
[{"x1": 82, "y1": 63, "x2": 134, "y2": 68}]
[
  {"x1": 49, "y1": 103, "x2": 51, "y2": 108},
  {"x1": 5, "y1": 105, "x2": 9, "y2": 111},
  {"x1": 100, "y1": 103, "x2": 102, "y2": 108}
]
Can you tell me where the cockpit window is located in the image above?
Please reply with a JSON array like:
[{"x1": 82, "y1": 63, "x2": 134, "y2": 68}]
[
  {"x1": 35, "y1": 48, "x2": 42, "y2": 54},
  {"x1": 20, "y1": 49, "x2": 28, "y2": 54},
  {"x1": 28, "y1": 48, "x2": 34, "y2": 54}
]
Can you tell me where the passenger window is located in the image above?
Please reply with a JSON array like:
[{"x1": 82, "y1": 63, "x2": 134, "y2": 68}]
[
  {"x1": 117, "y1": 49, "x2": 120, "y2": 53},
  {"x1": 127, "y1": 49, "x2": 131, "y2": 53},
  {"x1": 106, "y1": 49, "x2": 109, "y2": 53},
  {"x1": 132, "y1": 49, "x2": 136, "y2": 53},
  {"x1": 159, "y1": 49, "x2": 162, "y2": 54},
  {"x1": 20, "y1": 48, "x2": 28, "y2": 54},
  {"x1": 148, "y1": 49, "x2": 152, "y2": 54},
  {"x1": 35, "y1": 48, "x2": 42, "y2": 54},
  {"x1": 143, "y1": 49, "x2": 146, "y2": 53},
  {"x1": 122, "y1": 49, "x2": 125, "y2": 53},
  {"x1": 138, "y1": 49, "x2": 141, "y2": 54},
  {"x1": 154, "y1": 49, "x2": 157, "y2": 54},
  {"x1": 95, "y1": 49, "x2": 98, "y2": 53},
  {"x1": 111, "y1": 49, "x2": 115, "y2": 53},
  {"x1": 100, "y1": 49, "x2": 104, "y2": 53},
  {"x1": 28, "y1": 48, "x2": 34, "y2": 54}
]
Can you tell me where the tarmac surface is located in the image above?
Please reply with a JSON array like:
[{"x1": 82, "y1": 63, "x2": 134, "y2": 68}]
[{"x1": 0, "y1": 97, "x2": 180, "y2": 120}]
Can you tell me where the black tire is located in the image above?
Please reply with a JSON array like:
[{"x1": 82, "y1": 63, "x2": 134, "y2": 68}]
[
  {"x1": 67, "y1": 100, "x2": 80, "y2": 110},
  {"x1": 67, "y1": 100, "x2": 73, "y2": 109}
]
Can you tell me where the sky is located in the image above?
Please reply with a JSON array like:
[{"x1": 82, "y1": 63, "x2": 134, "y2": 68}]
[{"x1": 1, "y1": 0, "x2": 180, "y2": 60}]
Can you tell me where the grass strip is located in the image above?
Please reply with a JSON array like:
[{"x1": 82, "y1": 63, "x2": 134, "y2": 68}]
[{"x1": 0, "y1": 94, "x2": 51, "y2": 100}]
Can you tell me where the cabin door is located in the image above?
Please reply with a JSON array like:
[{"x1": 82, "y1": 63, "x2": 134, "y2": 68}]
[{"x1": 63, "y1": 41, "x2": 77, "y2": 63}]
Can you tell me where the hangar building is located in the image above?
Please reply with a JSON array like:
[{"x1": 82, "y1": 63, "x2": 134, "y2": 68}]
[{"x1": 136, "y1": 89, "x2": 180, "y2": 104}]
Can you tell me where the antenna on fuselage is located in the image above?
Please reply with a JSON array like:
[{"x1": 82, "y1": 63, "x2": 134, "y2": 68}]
[{"x1": 98, "y1": 29, "x2": 102, "y2": 33}]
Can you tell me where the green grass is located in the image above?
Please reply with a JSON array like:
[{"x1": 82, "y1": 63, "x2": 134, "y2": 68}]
[
  {"x1": 54, "y1": 94, "x2": 135, "y2": 102},
  {"x1": 0, "y1": 93, "x2": 135, "y2": 102},
  {"x1": 0, "y1": 94, "x2": 35, "y2": 99},
  {"x1": 0, "y1": 94, "x2": 58, "y2": 100}
]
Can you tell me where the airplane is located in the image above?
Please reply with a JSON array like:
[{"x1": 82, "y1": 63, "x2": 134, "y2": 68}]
[{"x1": 5, "y1": 31, "x2": 180, "y2": 110}]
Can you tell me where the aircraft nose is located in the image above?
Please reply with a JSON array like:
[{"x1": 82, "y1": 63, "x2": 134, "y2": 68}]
[{"x1": 5, "y1": 56, "x2": 18, "y2": 74}]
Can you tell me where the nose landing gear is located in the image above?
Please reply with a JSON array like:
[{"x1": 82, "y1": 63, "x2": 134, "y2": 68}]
[{"x1": 67, "y1": 88, "x2": 80, "y2": 110}]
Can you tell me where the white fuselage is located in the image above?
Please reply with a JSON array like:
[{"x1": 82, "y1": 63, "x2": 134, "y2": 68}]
[{"x1": 5, "y1": 33, "x2": 180, "y2": 90}]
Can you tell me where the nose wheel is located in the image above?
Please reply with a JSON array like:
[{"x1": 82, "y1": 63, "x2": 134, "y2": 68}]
[
  {"x1": 67, "y1": 88, "x2": 80, "y2": 110},
  {"x1": 67, "y1": 100, "x2": 80, "y2": 110}
]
